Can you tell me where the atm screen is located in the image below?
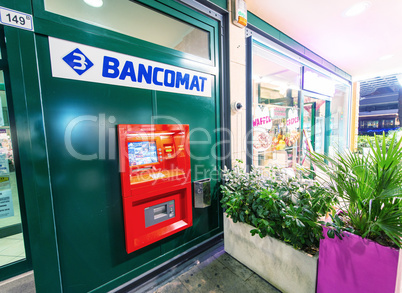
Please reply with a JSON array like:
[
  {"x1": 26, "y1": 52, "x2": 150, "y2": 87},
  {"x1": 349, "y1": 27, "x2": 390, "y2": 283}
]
[{"x1": 128, "y1": 141, "x2": 158, "y2": 166}]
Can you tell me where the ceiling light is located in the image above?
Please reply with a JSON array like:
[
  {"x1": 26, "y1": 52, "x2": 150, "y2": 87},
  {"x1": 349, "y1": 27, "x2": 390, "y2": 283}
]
[
  {"x1": 84, "y1": 0, "x2": 103, "y2": 8},
  {"x1": 379, "y1": 54, "x2": 393, "y2": 61},
  {"x1": 343, "y1": 1, "x2": 371, "y2": 17}
]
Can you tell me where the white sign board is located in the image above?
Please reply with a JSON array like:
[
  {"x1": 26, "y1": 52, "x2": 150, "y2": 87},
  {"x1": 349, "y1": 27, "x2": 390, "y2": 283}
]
[
  {"x1": 0, "y1": 7, "x2": 34, "y2": 31},
  {"x1": 0, "y1": 153, "x2": 9, "y2": 174},
  {"x1": 303, "y1": 67, "x2": 335, "y2": 97},
  {"x1": 286, "y1": 109, "x2": 300, "y2": 130},
  {"x1": 49, "y1": 37, "x2": 212, "y2": 97},
  {"x1": 253, "y1": 106, "x2": 272, "y2": 130},
  {"x1": 253, "y1": 106, "x2": 273, "y2": 151},
  {"x1": 0, "y1": 189, "x2": 13, "y2": 219}
]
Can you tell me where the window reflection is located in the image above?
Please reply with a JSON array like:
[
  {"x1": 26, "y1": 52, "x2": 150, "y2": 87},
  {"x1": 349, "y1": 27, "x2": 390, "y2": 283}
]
[
  {"x1": 252, "y1": 44, "x2": 301, "y2": 168},
  {"x1": 251, "y1": 41, "x2": 351, "y2": 169},
  {"x1": 44, "y1": 0, "x2": 210, "y2": 60}
]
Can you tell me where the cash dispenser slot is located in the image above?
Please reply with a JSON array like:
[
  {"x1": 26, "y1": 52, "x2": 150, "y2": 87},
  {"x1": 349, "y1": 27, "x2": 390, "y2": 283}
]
[
  {"x1": 154, "y1": 206, "x2": 167, "y2": 219},
  {"x1": 145, "y1": 200, "x2": 175, "y2": 227}
]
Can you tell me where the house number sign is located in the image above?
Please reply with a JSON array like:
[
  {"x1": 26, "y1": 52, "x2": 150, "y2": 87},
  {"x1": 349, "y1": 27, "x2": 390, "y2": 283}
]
[{"x1": 0, "y1": 6, "x2": 34, "y2": 31}]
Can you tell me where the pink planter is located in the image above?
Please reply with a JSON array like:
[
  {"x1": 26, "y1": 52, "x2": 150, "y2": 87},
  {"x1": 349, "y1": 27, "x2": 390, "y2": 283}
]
[{"x1": 317, "y1": 227, "x2": 400, "y2": 293}]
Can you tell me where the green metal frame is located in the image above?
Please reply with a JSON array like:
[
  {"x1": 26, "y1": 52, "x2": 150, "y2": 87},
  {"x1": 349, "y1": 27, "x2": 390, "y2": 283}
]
[
  {"x1": 301, "y1": 96, "x2": 332, "y2": 172},
  {"x1": 310, "y1": 102, "x2": 316, "y2": 151},
  {"x1": 205, "y1": 0, "x2": 226, "y2": 10},
  {"x1": 0, "y1": 0, "x2": 224, "y2": 292},
  {"x1": 325, "y1": 100, "x2": 331, "y2": 156},
  {"x1": 0, "y1": 0, "x2": 31, "y2": 13},
  {"x1": 0, "y1": 25, "x2": 33, "y2": 281}
]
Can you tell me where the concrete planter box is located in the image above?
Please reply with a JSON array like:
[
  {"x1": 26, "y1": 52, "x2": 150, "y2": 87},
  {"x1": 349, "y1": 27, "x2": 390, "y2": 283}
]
[
  {"x1": 224, "y1": 214, "x2": 318, "y2": 293},
  {"x1": 317, "y1": 227, "x2": 401, "y2": 293}
]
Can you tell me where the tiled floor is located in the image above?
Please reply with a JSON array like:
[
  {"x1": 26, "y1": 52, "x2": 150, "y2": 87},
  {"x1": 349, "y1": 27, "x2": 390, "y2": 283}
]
[
  {"x1": 0, "y1": 271, "x2": 35, "y2": 293},
  {"x1": 152, "y1": 244, "x2": 281, "y2": 293},
  {"x1": 0, "y1": 233, "x2": 25, "y2": 267}
]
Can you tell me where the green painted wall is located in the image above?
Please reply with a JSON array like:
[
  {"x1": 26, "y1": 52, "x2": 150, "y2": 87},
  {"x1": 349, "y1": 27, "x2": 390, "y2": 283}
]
[
  {"x1": 0, "y1": 0, "x2": 32, "y2": 13},
  {"x1": 0, "y1": 0, "x2": 223, "y2": 292},
  {"x1": 208, "y1": 0, "x2": 227, "y2": 10}
]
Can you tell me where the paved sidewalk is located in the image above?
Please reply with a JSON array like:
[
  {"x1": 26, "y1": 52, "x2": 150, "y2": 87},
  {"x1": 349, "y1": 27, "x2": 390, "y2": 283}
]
[{"x1": 152, "y1": 244, "x2": 281, "y2": 293}]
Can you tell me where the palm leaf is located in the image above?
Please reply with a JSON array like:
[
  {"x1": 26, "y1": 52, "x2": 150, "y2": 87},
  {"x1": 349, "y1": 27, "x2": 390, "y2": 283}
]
[{"x1": 308, "y1": 133, "x2": 402, "y2": 248}]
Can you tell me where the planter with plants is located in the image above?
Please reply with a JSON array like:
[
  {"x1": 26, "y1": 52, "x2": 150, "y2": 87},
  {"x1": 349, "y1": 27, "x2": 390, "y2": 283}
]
[
  {"x1": 310, "y1": 134, "x2": 402, "y2": 293},
  {"x1": 221, "y1": 162, "x2": 334, "y2": 293}
]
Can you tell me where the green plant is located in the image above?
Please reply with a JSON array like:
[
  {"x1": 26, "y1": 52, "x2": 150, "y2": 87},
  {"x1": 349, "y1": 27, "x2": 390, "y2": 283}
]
[
  {"x1": 310, "y1": 133, "x2": 402, "y2": 248},
  {"x1": 356, "y1": 135, "x2": 372, "y2": 154},
  {"x1": 220, "y1": 164, "x2": 262, "y2": 223},
  {"x1": 220, "y1": 161, "x2": 334, "y2": 253},
  {"x1": 357, "y1": 130, "x2": 402, "y2": 154}
]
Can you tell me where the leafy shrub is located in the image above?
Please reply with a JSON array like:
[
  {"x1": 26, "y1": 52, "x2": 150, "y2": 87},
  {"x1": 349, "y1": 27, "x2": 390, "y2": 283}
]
[
  {"x1": 310, "y1": 133, "x2": 402, "y2": 248},
  {"x1": 356, "y1": 135, "x2": 372, "y2": 154},
  {"x1": 220, "y1": 162, "x2": 334, "y2": 253},
  {"x1": 357, "y1": 129, "x2": 402, "y2": 154}
]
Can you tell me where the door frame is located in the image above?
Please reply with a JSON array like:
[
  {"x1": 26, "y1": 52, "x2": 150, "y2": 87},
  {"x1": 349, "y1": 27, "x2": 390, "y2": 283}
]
[
  {"x1": 300, "y1": 90, "x2": 332, "y2": 156},
  {"x1": 0, "y1": 25, "x2": 33, "y2": 281}
]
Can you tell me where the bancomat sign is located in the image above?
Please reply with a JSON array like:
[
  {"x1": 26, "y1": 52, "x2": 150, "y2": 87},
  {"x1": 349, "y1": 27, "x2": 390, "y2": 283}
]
[
  {"x1": 118, "y1": 124, "x2": 192, "y2": 253},
  {"x1": 48, "y1": 37, "x2": 212, "y2": 97}
]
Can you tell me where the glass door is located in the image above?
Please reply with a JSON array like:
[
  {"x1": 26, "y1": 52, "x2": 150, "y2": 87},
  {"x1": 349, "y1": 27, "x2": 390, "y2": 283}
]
[
  {"x1": 0, "y1": 29, "x2": 27, "y2": 270},
  {"x1": 300, "y1": 95, "x2": 329, "y2": 168}
]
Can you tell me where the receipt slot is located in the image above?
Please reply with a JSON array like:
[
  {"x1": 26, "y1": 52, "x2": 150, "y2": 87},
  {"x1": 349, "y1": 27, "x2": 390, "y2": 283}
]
[{"x1": 118, "y1": 124, "x2": 192, "y2": 253}]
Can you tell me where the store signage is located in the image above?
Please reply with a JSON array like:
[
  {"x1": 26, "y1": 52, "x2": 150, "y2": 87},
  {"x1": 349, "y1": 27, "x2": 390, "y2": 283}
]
[
  {"x1": 271, "y1": 107, "x2": 287, "y2": 119},
  {"x1": 286, "y1": 109, "x2": 299, "y2": 130},
  {"x1": 0, "y1": 153, "x2": 9, "y2": 174},
  {"x1": 302, "y1": 67, "x2": 335, "y2": 97},
  {"x1": 253, "y1": 106, "x2": 272, "y2": 130},
  {"x1": 0, "y1": 6, "x2": 34, "y2": 31},
  {"x1": 253, "y1": 106, "x2": 272, "y2": 152},
  {"x1": 49, "y1": 37, "x2": 212, "y2": 97}
]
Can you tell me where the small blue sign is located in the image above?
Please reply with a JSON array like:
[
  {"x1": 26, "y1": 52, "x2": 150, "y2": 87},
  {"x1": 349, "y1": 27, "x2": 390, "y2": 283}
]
[{"x1": 63, "y1": 48, "x2": 94, "y2": 75}]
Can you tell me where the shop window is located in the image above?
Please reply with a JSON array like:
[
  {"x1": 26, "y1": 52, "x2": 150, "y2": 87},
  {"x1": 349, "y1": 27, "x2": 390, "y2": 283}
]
[
  {"x1": 366, "y1": 120, "x2": 379, "y2": 128},
  {"x1": 44, "y1": 0, "x2": 210, "y2": 60},
  {"x1": 328, "y1": 83, "x2": 350, "y2": 155},
  {"x1": 250, "y1": 38, "x2": 351, "y2": 169},
  {"x1": 251, "y1": 43, "x2": 302, "y2": 168},
  {"x1": 383, "y1": 119, "x2": 394, "y2": 127}
]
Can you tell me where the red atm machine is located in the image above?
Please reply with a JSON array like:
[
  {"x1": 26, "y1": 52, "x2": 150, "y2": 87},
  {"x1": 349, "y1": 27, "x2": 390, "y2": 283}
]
[{"x1": 118, "y1": 124, "x2": 192, "y2": 253}]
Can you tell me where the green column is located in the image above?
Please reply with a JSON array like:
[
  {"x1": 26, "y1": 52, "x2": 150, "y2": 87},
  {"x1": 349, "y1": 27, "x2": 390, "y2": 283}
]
[{"x1": 325, "y1": 100, "x2": 331, "y2": 156}]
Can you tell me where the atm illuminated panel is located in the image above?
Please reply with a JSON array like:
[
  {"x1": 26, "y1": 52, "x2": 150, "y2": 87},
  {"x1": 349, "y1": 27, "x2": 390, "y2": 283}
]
[{"x1": 128, "y1": 141, "x2": 158, "y2": 166}]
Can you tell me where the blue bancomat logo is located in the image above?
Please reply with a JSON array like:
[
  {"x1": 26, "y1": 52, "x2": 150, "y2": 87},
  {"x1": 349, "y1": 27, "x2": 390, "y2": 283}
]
[{"x1": 63, "y1": 48, "x2": 94, "y2": 75}]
